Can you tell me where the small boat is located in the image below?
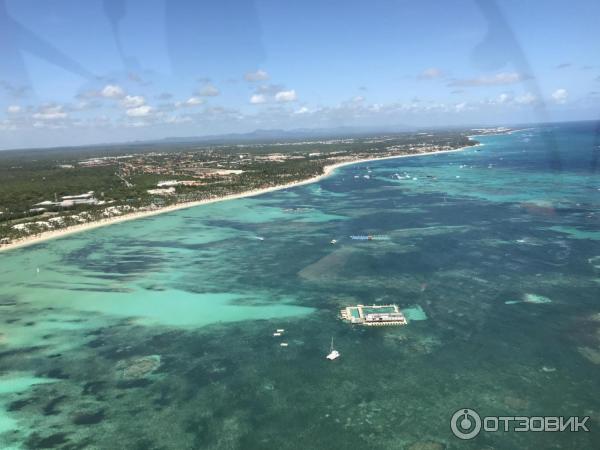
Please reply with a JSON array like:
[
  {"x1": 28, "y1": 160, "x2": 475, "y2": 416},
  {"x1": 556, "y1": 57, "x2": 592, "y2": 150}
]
[
  {"x1": 280, "y1": 342, "x2": 288, "y2": 347},
  {"x1": 273, "y1": 332, "x2": 282, "y2": 337},
  {"x1": 255, "y1": 236, "x2": 265, "y2": 241},
  {"x1": 330, "y1": 239, "x2": 337, "y2": 245},
  {"x1": 276, "y1": 328, "x2": 285, "y2": 333},
  {"x1": 326, "y1": 337, "x2": 340, "y2": 360}
]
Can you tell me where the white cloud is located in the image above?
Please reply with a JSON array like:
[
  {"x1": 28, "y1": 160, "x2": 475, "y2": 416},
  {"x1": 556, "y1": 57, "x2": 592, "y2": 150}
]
[
  {"x1": 197, "y1": 84, "x2": 220, "y2": 96},
  {"x1": 164, "y1": 115, "x2": 193, "y2": 124},
  {"x1": 454, "y1": 102, "x2": 467, "y2": 112},
  {"x1": 294, "y1": 106, "x2": 309, "y2": 114},
  {"x1": 244, "y1": 70, "x2": 269, "y2": 82},
  {"x1": 275, "y1": 90, "x2": 297, "y2": 102},
  {"x1": 32, "y1": 105, "x2": 67, "y2": 121},
  {"x1": 497, "y1": 93, "x2": 512, "y2": 104},
  {"x1": 250, "y1": 94, "x2": 267, "y2": 104},
  {"x1": 7, "y1": 105, "x2": 22, "y2": 114},
  {"x1": 515, "y1": 92, "x2": 537, "y2": 105},
  {"x1": 0, "y1": 119, "x2": 17, "y2": 131},
  {"x1": 172, "y1": 97, "x2": 205, "y2": 109},
  {"x1": 418, "y1": 68, "x2": 443, "y2": 80},
  {"x1": 351, "y1": 95, "x2": 365, "y2": 103},
  {"x1": 121, "y1": 95, "x2": 145, "y2": 108},
  {"x1": 551, "y1": 88, "x2": 568, "y2": 104},
  {"x1": 184, "y1": 97, "x2": 204, "y2": 106},
  {"x1": 449, "y1": 72, "x2": 530, "y2": 87},
  {"x1": 101, "y1": 84, "x2": 125, "y2": 98},
  {"x1": 126, "y1": 105, "x2": 153, "y2": 117}
]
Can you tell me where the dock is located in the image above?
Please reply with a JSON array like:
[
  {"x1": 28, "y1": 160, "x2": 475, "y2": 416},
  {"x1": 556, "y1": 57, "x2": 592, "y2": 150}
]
[{"x1": 340, "y1": 304, "x2": 407, "y2": 326}]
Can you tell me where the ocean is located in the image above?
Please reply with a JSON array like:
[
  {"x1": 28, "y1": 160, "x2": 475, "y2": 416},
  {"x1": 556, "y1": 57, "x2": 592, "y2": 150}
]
[{"x1": 0, "y1": 121, "x2": 599, "y2": 449}]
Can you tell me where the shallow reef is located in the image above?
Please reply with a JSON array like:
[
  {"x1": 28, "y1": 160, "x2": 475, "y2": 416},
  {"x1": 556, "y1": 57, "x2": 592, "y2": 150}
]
[{"x1": 1, "y1": 126, "x2": 599, "y2": 449}]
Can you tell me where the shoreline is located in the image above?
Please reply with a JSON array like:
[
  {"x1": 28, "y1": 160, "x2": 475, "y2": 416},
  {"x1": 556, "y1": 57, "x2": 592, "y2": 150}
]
[{"x1": 0, "y1": 145, "x2": 477, "y2": 253}]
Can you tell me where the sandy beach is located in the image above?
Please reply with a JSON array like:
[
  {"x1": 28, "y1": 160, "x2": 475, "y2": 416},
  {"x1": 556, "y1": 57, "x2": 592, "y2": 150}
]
[{"x1": 0, "y1": 145, "x2": 476, "y2": 253}]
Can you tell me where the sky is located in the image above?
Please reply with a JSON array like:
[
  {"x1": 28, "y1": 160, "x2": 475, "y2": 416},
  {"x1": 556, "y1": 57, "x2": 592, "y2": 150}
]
[{"x1": 0, "y1": 0, "x2": 599, "y2": 150}]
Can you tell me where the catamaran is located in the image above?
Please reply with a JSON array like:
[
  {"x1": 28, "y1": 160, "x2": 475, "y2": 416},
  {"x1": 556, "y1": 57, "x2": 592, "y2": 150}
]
[{"x1": 326, "y1": 337, "x2": 340, "y2": 360}]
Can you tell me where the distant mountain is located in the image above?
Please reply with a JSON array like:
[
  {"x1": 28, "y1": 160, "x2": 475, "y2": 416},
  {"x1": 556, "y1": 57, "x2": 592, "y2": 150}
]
[
  {"x1": 0, "y1": 125, "x2": 417, "y2": 158},
  {"x1": 147, "y1": 125, "x2": 415, "y2": 145}
]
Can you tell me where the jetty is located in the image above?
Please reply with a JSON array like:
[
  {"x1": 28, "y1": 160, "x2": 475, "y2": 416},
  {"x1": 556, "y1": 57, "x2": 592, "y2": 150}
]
[{"x1": 340, "y1": 304, "x2": 407, "y2": 326}]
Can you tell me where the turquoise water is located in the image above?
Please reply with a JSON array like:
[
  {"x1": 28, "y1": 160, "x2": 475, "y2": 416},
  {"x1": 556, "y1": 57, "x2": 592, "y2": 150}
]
[{"x1": 1, "y1": 122, "x2": 599, "y2": 449}]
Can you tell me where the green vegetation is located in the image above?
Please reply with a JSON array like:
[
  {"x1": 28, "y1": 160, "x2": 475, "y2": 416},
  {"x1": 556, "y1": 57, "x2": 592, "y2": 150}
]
[{"x1": 0, "y1": 130, "x2": 477, "y2": 243}]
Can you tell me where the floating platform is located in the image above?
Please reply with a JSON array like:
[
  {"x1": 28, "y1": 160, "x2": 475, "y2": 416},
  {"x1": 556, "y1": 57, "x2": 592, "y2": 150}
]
[
  {"x1": 340, "y1": 304, "x2": 407, "y2": 326},
  {"x1": 349, "y1": 235, "x2": 390, "y2": 241}
]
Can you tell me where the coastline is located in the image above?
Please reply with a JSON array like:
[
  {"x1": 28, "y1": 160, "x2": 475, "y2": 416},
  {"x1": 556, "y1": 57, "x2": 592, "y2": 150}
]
[{"x1": 0, "y1": 145, "x2": 476, "y2": 253}]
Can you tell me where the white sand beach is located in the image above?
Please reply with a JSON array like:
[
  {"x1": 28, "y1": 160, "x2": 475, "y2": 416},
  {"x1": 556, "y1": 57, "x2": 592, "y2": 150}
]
[{"x1": 0, "y1": 145, "x2": 476, "y2": 253}]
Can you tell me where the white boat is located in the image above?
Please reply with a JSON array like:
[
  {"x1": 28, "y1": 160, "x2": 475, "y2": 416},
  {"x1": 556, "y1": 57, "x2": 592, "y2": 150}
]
[
  {"x1": 330, "y1": 239, "x2": 337, "y2": 245},
  {"x1": 326, "y1": 337, "x2": 340, "y2": 360}
]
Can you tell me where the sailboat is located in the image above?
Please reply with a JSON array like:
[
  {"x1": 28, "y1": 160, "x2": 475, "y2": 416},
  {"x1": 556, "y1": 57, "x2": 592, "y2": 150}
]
[{"x1": 326, "y1": 337, "x2": 340, "y2": 360}]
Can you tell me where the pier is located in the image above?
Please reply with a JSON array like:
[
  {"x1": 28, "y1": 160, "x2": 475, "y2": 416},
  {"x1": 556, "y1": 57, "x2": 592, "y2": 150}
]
[{"x1": 340, "y1": 304, "x2": 407, "y2": 326}]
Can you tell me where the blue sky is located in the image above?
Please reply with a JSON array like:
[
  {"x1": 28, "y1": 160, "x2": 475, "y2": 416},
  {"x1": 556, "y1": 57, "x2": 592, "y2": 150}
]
[{"x1": 1, "y1": 0, "x2": 599, "y2": 150}]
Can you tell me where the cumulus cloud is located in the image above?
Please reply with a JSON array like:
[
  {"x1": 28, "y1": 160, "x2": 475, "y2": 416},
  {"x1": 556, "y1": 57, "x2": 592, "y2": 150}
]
[
  {"x1": 551, "y1": 88, "x2": 568, "y2": 104},
  {"x1": 7, "y1": 105, "x2": 22, "y2": 114},
  {"x1": 121, "y1": 95, "x2": 145, "y2": 108},
  {"x1": 164, "y1": 115, "x2": 193, "y2": 124},
  {"x1": 249, "y1": 84, "x2": 301, "y2": 106},
  {"x1": 32, "y1": 105, "x2": 68, "y2": 121},
  {"x1": 275, "y1": 90, "x2": 297, "y2": 102},
  {"x1": 101, "y1": 84, "x2": 125, "y2": 98},
  {"x1": 183, "y1": 97, "x2": 204, "y2": 106},
  {"x1": 418, "y1": 68, "x2": 443, "y2": 80},
  {"x1": 126, "y1": 105, "x2": 153, "y2": 117},
  {"x1": 497, "y1": 93, "x2": 512, "y2": 104},
  {"x1": 171, "y1": 97, "x2": 204, "y2": 109},
  {"x1": 244, "y1": 70, "x2": 269, "y2": 82},
  {"x1": 250, "y1": 94, "x2": 267, "y2": 104},
  {"x1": 449, "y1": 72, "x2": 530, "y2": 87},
  {"x1": 454, "y1": 102, "x2": 467, "y2": 112},
  {"x1": 197, "y1": 84, "x2": 220, "y2": 97},
  {"x1": 515, "y1": 92, "x2": 537, "y2": 105}
]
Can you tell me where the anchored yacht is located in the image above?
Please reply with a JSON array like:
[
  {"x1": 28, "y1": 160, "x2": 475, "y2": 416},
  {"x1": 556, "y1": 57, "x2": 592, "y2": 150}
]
[{"x1": 326, "y1": 337, "x2": 340, "y2": 360}]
